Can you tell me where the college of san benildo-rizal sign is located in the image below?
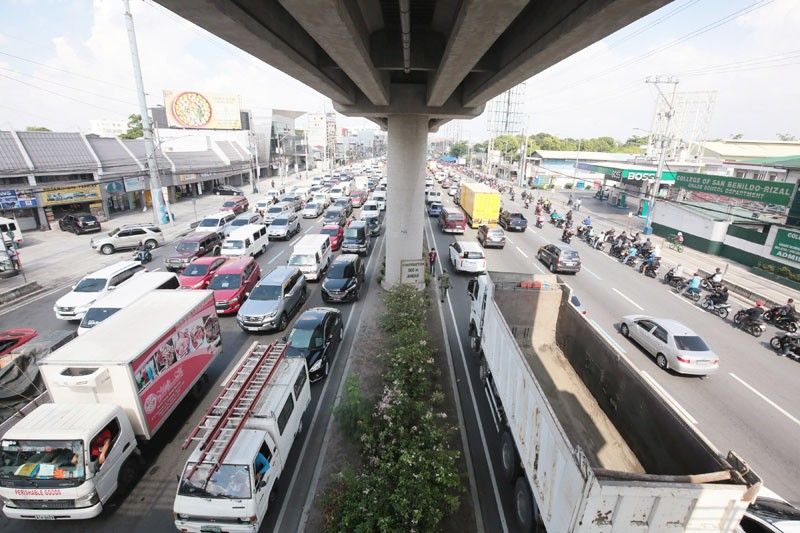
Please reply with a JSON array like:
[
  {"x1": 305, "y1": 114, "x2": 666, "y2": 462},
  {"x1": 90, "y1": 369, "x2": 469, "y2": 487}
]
[{"x1": 673, "y1": 172, "x2": 796, "y2": 206}]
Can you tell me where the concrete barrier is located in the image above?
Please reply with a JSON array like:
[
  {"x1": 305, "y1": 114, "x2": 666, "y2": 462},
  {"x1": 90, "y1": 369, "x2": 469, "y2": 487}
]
[{"x1": 0, "y1": 281, "x2": 42, "y2": 306}]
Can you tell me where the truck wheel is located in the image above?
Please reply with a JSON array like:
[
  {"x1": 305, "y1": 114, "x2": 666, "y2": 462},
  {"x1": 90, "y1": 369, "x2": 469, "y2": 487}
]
[
  {"x1": 499, "y1": 430, "x2": 519, "y2": 483},
  {"x1": 117, "y1": 456, "x2": 143, "y2": 496},
  {"x1": 469, "y1": 326, "x2": 481, "y2": 354},
  {"x1": 514, "y1": 476, "x2": 540, "y2": 532}
]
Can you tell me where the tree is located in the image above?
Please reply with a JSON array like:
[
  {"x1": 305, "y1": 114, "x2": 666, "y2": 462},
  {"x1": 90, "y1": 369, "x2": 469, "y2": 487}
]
[
  {"x1": 777, "y1": 133, "x2": 797, "y2": 141},
  {"x1": 472, "y1": 141, "x2": 487, "y2": 154},
  {"x1": 449, "y1": 141, "x2": 469, "y2": 158},
  {"x1": 120, "y1": 114, "x2": 143, "y2": 139},
  {"x1": 25, "y1": 126, "x2": 51, "y2": 132}
]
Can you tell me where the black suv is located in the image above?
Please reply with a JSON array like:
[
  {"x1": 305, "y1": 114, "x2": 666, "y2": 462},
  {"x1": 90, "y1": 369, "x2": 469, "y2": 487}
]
[
  {"x1": 499, "y1": 211, "x2": 528, "y2": 231},
  {"x1": 58, "y1": 214, "x2": 101, "y2": 234},
  {"x1": 537, "y1": 243, "x2": 581, "y2": 274},
  {"x1": 164, "y1": 231, "x2": 222, "y2": 272},
  {"x1": 321, "y1": 254, "x2": 365, "y2": 303},
  {"x1": 341, "y1": 220, "x2": 370, "y2": 255}
]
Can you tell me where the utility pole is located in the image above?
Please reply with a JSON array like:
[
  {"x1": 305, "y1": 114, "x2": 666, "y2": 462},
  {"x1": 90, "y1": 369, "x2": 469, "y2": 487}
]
[
  {"x1": 644, "y1": 75, "x2": 679, "y2": 233},
  {"x1": 123, "y1": 0, "x2": 170, "y2": 226},
  {"x1": 519, "y1": 130, "x2": 528, "y2": 188}
]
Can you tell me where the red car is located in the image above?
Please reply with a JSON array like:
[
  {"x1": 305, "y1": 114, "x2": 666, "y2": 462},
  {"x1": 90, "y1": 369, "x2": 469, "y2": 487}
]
[
  {"x1": 350, "y1": 189, "x2": 368, "y2": 208},
  {"x1": 208, "y1": 257, "x2": 261, "y2": 315},
  {"x1": 0, "y1": 329, "x2": 37, "y2": 357},
  {"x1": 320, "y1": 224, "x2": 344, "y2": 251},
  {"x1": 221, "y1": 196, "x2": 249, "y2": 215},
  {"x1": 178, "y1": 256, "x2": 229, "y2": 289}
]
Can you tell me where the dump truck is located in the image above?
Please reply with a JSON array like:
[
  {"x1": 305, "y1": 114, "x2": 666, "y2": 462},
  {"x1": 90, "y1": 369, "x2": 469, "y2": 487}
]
[
  {"x1": 459, "y1": 182, "x2": 501, "y2": 228},
  {"x1": 0, "y1": 290, "x2": 222, "y2": 520},
  {"x1": 174, "y1": 341, "x2": 310, "y2": 532},
  {"x1": 466, "y1": 272, "x2": 761, "y2": 532}
]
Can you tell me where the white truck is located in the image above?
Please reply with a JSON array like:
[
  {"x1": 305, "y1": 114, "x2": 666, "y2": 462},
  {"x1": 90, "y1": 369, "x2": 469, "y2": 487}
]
[
  {"x1": 174, "y1": 340, "x2": 310, "y2": 532},
  {"x1": 0, "y1": 290, "x2": 223, "y2": 520},
  {"x1": 467, "y1": 272, "x2": 762, "y2": 532}
]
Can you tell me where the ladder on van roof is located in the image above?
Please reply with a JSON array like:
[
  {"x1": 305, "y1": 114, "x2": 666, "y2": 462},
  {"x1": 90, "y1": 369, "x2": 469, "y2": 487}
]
[{"x1": 182, "y1": 340, "x2": 287, "y2": 483}]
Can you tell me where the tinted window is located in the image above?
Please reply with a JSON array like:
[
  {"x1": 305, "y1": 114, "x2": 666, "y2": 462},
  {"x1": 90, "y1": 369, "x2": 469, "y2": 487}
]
[
  {"x1": 74, "y1": 278, "x2": 106, "y2": 292},
  {"x1": 674, "y1": 335, "x2": 709, "y2": 351},
  {"x1": 652, "y1": 327, "x2": 668, "y2": 343},
  {"x1": 208, "y1": 274, "x2": 242, "y2": 290},
  {"x1": 198, "y1": 218, "x2": 220, "y2": 228},
  {"x1": 273, "y1": 218, "x2": 288, "y2": 226},
  {"x1": 277, "y1": 395, "x2": 294, "y2": 435},
  {"x1": 636, "y1": 320, "x2": 656, "y2": 331},
  {"x1": 81, "y1": 307, "x2": 119, "y2": 328},
  {"x1": 249, "y1": 284, "x2": 281, "y2": 300},
  {"x1": 344, "y1": 228, "x2": 363, "y2": 239},
  {"x1": 560, "y1": 250, "x2": 580, "y2": 260},
  {"x1": 176, "y1": 242, "x2": 200, "y2": 252},
  {"x1": 328, "y1": 262, "x2": 356, "y2": 278},
  {"x1": 320, "y1": 228, "x2": 338, "y2": 237},
  {"x1": 158, "y1": 277, "x2": 180, "y2": 290},
  {"x1": 183, "y1": 263, "x2": 209, "y2": 276}
]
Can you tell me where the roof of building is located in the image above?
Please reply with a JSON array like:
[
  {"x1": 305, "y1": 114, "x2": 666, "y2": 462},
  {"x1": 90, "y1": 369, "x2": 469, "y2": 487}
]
[
  {"x1": 700, "y1": 140, "x2": 800, "y2": 160},
  {"x1": 0, "y1": 132, "x2": 29, "y2": 174},
  {"x1": 164, "y1": 149, "x2": 226, "y2": 169},
  {"x1": 16, "y1": 131, "x2": 97, "y2": 173},
  {"x1": 531, "y1": 150, "x2": 634, "y2": 162},
  {"x1": 121, "y1": 138, "x2": 173, "y2": 168},
  {"x1": 739, "y1": 155, "x2": 800, "y2": 169},
  {"x1": 86, "y1": 136, "x2": 142, "y2": 175},
  {"x1": 216, "y1": 141, "x2": 248, "y2": 163}
]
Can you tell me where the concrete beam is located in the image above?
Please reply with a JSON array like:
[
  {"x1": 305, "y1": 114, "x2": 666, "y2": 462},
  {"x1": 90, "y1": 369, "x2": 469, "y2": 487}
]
[
  {"x1": 462, "y1": 0, "x2": 671, "y2": 107},
  {"x1": 363, "y1": 29, "x2": 494, "y2": 73},
  {"x1": 333, "y1": 83, "x2": 484, "y2": 124},
  {"x1": 279, "y1": 0, "x2": 389, "y2": 106},
  {"x1": 427, "y1": 0, "x2": 528, "y2": 107},
  {"x1": 155, "y1": 0, "x2": 356, "y2": 105}
]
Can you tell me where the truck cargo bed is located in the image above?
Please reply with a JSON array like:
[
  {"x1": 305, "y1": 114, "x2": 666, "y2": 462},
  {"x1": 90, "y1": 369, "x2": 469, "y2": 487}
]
[{"x1": 524, "y1": 343, "x2": 644, "y2": 473}]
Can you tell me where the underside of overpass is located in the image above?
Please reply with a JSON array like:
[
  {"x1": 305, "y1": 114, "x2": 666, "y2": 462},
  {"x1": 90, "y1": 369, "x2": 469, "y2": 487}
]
[{"x1": 156, "y1": 0, "x2": 672, "y2": 284}]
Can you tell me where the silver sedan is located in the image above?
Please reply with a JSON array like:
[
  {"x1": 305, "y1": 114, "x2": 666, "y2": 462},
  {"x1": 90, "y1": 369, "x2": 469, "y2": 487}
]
[{"x1": 619, "y1": 315, "x2": 719, "y2": 376}]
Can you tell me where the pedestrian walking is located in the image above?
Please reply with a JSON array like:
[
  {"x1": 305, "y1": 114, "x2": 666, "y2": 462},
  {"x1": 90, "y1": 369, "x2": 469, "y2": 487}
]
[
  {"x1": 428, "y1": 247, "x2": 438, "y2": 275},
  {"x1": 567, "y1": 193, "x2": 573, "y2": 206},
  {"x1": 574, "y1": 198, "x2": 582, "y2": 211},
  {"x1": 438, "y1": 273, "x2": 450, "y2": 302}
]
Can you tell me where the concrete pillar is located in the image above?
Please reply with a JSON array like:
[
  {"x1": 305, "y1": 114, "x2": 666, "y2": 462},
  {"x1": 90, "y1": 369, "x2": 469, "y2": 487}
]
[{"x1": 383, "y1": 115, "x2": 428, "y2": 288}]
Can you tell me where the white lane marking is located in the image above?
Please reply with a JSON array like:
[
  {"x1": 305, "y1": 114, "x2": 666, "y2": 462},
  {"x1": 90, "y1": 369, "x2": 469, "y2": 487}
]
[
  {"x1": 267, "y1": 250, "x2": 286, "y2": 264},
  {"x1": 303, "y1": 225, "x2": 314, "y2": 234},
  {"x1": 505, "y1": 236, "x2": 514, "y2": 245},
  {"x1": 612, "y1": 288, "x2": 644, "y2": 311},
  {"x1": 669, "y1": 291, "x2": 702, "y2": 312},
  {"x1": 289, "y1": 235, "x2": 301, "y2": 246},
  {"x1": 150, "y1": 267, "x2": 160, "y2": 272},
  {"x1": 581, "y1": 265, "x2": 601, "y2": 280},
  {"x1": 515, "y1": 246, "x2": 528, "y2": 258},
  {"x1": 426, "y1": 217, "x2": 508, "y2": 533},
  {"x1": 601, "y1": 253, "x2": 618, "y2": 263},
  {"x1": 729, "y1": 372, "x2": 800, "y2": 429},
  {"x1": 640, "y1": 371, "x2": 698, "y2": 425},
  {"x1": 532, "y1": 260, "x2": 545, "y2": 273},
  {"x1": 589, "y1": 319, "x2": 626, "y2": 353},
  {"x1": 296, "y1": 240, "x2": 385, "y2": 531}
]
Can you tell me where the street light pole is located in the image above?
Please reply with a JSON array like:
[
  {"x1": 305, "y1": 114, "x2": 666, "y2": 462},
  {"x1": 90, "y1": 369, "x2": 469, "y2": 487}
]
[
  {"x1": 123, "y1": 0, "x2": 170, "y2": 226},
  {"x1": 644, "y1": 76, "x2": 679, "y2": 233}
]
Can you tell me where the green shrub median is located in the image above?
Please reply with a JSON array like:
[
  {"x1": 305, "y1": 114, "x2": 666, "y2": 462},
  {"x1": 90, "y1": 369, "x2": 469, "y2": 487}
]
[{"x1": 326, "y1": 284, "x2": 462, "y2": 532}]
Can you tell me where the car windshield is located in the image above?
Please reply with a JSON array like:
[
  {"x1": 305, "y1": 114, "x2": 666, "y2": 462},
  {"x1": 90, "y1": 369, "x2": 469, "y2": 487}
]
[
  {"x1": 198, "y1": 218, "x2": 220, "y2": 228},
  {"x1": 80, "y1": 307, "x2": 119, "y2": 328},
  {"x1": 288, "y1": 326, "x2": 324, "y2": 350},
  {"x1": 305, "y1": 203, "x2": 318, "y2": 210},
  {"x1": 325, "y1": 210, "x2": 342, "y2": 218},
  {"x1": 208, "y1": 274, "x2": 241, "y2": 290},
  {"x1": 176, "y1": 242, "x2": 200, "y2": 253},
  {"x1": 560, "y1": 251, "x2": 580, "y2": 260},
  {"x1": 182, "y1": 264, "x2": 209, "y2": 276},
  {"x1": 231, "y1": 219, "x2": 249, "y2": 227},
  {"x1": 107, "y1": 228, "x2": 121, "y2": 237},
  {"x1": 363, "y1": 204, "x2": 377, "y2": 211},
  {"x1": 488, "y1": 228, "x2": 504, "y2": 236},
  {"x1": 0, "y1": 439, "x2": 86, "y2": 483},
  {"x1": 267, "y1": 207, "x2": 283, "y2": 214},
  {"x1": 222, "y1": 201, "x2": 236, "y2": 207},
  {"x1": 320, "y1": 228, "x2": 338, "y2": 237},
  {"x1": 289, "y1": 254, "x2": 316, "y2": 266},
  {"x1": 73, "y1": 278, "x2": 106, "y2": 292},
  {"x1": 248, "y1": 284, "x2": 281, "y2": 301},
  {"x1": 178, "y1": 463, "x2": 251, "y2": 500},
  {"x1": 273, "y1": 218, "x2": 288, "y2": 226},
  {"x1": 344, "y1": 228, "x2": 362, "y2": 239},
  {"x1": 328, "y1": 262, "x2": 355, "y2": 278},
  {"x1": 222, "y1": 240, "x2": 244, "y2": 249},
  {"x1": 464, "y1": 251, "x2": 484, "y2": 259},
  {"x1": 674, "y1": 335, "x2": 710, "y2": 351},
  {"x1": 446, "y1": 212, "x2": 465, "y2": 221}
]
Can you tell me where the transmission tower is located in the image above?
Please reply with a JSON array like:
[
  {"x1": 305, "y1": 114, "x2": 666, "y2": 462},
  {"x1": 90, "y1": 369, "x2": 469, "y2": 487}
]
[{"x1": 648, "y1": 88, "x2": 716, "y2": 161}]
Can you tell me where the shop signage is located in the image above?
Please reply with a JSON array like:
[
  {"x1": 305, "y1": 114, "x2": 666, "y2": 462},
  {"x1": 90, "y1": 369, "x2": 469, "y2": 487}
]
[
  {"x1": 178, "y1": 174, "x2": 198, "y2": 184},
  {"x1": 770, "y1": 228, "x2": 800, "y2": 264},
  {"x1": 400, "y1": 259, "x2": 425, "y2": 289},
  {"x1": 577, "y1": 163, "x2": 677, "y2": 183},
  {"x1": 674, "y1": 172, "x2": 796, "y2": 206},
  {"x1": 41, "y1": 185, "x2": 102, "y2": 206},
  {"x1": 105, "y1": 180, "x2": 124, "y2": 194},
  {"x1": 124, "y1": 176, "x2": 146, "y2": 192},
  {"x1": 0, "y1": 190, "x2": 38, "y2": 209}
]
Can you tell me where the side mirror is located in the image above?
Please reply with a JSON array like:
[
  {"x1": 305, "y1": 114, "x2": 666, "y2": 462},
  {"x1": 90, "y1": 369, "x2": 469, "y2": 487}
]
[
  {"x1": 467, "y1": 278, "x2": 477, "y2": 299},
  {"x1": 258, "y1": 480, "x2": 267, "y2": 488}
]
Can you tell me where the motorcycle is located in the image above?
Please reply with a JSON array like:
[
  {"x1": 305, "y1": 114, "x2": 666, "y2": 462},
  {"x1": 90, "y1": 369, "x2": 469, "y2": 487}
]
[
  {"x1": 535, "y1": 218, "x2": 544, "y2": 229},
  {"x1": 770, "y1": 332, "x2": 800, "y2": 358},
  {"x1": 700, "y1": 295, "x2": 730, "y2": 318},
  {"x1": 622, "y1": 253, "x2": 639, "y2": 267},
  {"x1": 700, "y1": 275, "x2": 723, "y2": 292},
  {"x1": 552, "y1": 218, "x2": 565, "y2": 229},
  {"x1": 762, "y1": 307, "x2": 799, "y2": 333},
  {"x1": 639, "y1": 259, "x2": 660, "y2": 278},
  {"x1": 675, "y1": 281, "x2": 701, "y2": 302},
  {"x1": 560, "y1": 230, "x2": 573, "y2": 244},
  {"x1": 663, "y1": 267, "x2": 685, "y2": 288},
  {"x1": 133, "y1": 248, "x2": 152, "y2": 264},
  {"x1": 733, "y1": 310, "x2": 767, "y2": 337}
]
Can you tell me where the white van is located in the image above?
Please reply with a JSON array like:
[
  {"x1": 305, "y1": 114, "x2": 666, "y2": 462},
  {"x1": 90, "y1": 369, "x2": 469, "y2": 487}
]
[
  {"x1": 372, "y1": 190, "x2": 387, "y2": 211},
  {"x1": 329, "y1": 183, "x2": 350, "y2": 200},
  {"x1": 264, "y1": 202, "x2": 291, "y2": 225},
  {"x1": 53, "y1": 260, "x2": 146, "y2": 321},
  {"x1": 222, "y1": 224, "x2": 269, "y2": 258},
  {"x1": 313, "y1": 192, "x2": 330, "y2": 208},
  {"x1": 0, "y1": 217, "x2": 22, "y2": 246},
  {"x1": 77, "y1": 272, "x2": 180, "y2": 335},
  {"x1": 195, "y1": 211, "x2": 236, "y2": 237},
  {"x1": 288, "y1": 234, "x2": 332, "y2": 281},
  {"x1": 426, "y1": 190, "x2": 443, "y2": 204}
]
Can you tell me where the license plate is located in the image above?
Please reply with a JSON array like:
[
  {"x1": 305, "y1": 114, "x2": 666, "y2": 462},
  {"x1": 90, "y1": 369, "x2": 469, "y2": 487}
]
[
  {"x1": 34, "y1": 515, "x2": 55, "y2": 520},
  {"x1": 201, "y1": 527, "x2": 222, "y2": 533}
]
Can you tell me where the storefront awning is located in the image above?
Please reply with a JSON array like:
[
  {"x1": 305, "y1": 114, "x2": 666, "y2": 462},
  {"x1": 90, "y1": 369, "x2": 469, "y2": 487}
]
[{"x1": 577, "y1": 162, "x2": 677, "y2": 183}]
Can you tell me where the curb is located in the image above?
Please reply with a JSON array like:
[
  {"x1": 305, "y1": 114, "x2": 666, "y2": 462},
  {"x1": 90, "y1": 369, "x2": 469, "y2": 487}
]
[{"x1": 0, "y1": 281, "x2": 43, "y2": 306}]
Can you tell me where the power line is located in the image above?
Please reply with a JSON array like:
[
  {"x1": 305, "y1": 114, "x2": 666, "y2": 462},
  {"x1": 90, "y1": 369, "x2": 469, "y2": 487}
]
[
  {"x1": 0, "y1": 72, "x2": 125, "y2": 114},
  {"x1": 0, "y1": 66, "x2": 138, "y2": 106},
  {"x1": 0, "y1": 50, "x2": 132, "y2": 90}
]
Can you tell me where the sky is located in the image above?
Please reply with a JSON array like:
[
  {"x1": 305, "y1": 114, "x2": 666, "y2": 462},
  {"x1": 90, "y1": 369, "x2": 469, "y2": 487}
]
[{"x1": 0, "y1": 0, "x2": 798, "y2": 143}]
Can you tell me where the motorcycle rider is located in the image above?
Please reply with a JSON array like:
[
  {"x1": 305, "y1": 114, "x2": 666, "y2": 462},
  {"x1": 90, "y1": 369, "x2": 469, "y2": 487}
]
[
  {"x1": 624, "y1": 243, "x2": 638, "y2": 265},
  {"x1": 582, "y1": 215, "x2": 592, "y2": 228},
  {"x1": 741, "y1": 301, "x2": 765, "y2": 330},
  {"x1": 684, "y1": 272, "x2": 702, "y2": 296},
  {"x1": 135, "y1": 241, "x2": 150, "y2": 263},
  {"x1": 780, "y1": 298, "x2": 797, "y2": 320},
  {"x1": 709, "y1": 286, "x2": 729, "y2": 306},
  {"x1": 640, "y1": 238, "x2": 653, "y2": 255},
  {"x1": 641, "y1": 250, "x2": 659, "y2": 271},
  {"x1": 561, "y1": 228, "x2": 573, "y2": 243}
]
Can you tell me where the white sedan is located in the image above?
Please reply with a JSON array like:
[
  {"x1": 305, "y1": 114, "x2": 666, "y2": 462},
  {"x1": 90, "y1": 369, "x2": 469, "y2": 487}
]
[
  {"x1": 448, "y1": 241, "x2": 487, "y2": 274},
  {"x1": 619, "y1": 315, "x2": 719, "y2": 376},
  {"x1": 301, "y1": 202, "x2": 323, "y2": 219}
]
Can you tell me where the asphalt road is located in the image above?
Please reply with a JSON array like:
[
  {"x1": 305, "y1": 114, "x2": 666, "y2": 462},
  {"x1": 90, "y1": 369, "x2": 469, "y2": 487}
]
[
  {"x1": 428, "y1": 179, "x2": 799, "y2": 533},
  {"x1": 0, "y1": 205, "x2": 386, "y2": 533}
]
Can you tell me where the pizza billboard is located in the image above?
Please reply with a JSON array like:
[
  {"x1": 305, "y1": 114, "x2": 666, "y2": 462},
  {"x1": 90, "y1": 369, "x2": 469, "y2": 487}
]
[{"x1": 163, "y1": 90, "x2": 242, "y2": 130}]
